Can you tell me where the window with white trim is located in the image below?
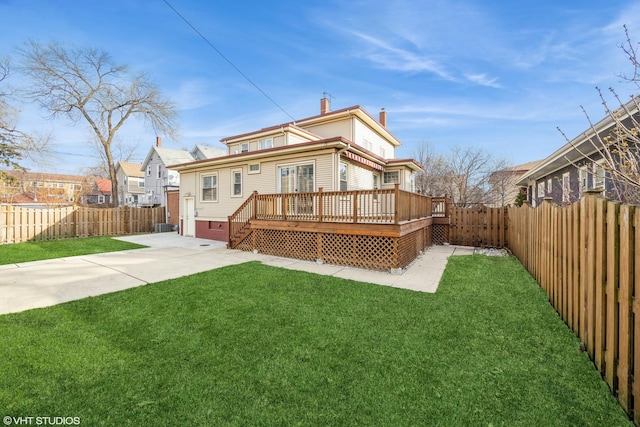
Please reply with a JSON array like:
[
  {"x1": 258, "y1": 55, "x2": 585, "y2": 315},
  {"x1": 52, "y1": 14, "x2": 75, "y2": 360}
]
[
  {"x1": 578, "y1": 167, "x2": 588, "y2": 194},
  {"x1": 339, "y1": 162, "x2": 348, "y2": 191},
  {"x1": 258, "y1": 138, "x2": 273, "y2": 150},
  {"x1": 202, "y1": 174, "x2": 218, "y2": 202},
  {"x1": 537, "y1": 181, "x2": 545, "y2": 199},
  {"x1": 593, "y1": 161, "x2": 606, "y2": 189},
  {"x1": 562, "y1": 173, "x2": 570, "y2": 203},
  {"x1": 231, "y1": 170, "x2": 242, "y2": 197},
  {"x1": 383, "y1": 171, "x2": 399, "y2": 184},
  {"x1": 248, "y1": 163, "x2": 261, "y2": 174},
  {"x1": 546, "y1": 178, "x2": 552, "y2": 195},
  {"x1": 157, "y1": 164, "x2": 162, "y2": 179},
  {"x1": 241, "y1": 143, "x2": 249, "y2": 153},
  {"x1": 147, "y1": 165, "x2": 151, "y2": 176}
]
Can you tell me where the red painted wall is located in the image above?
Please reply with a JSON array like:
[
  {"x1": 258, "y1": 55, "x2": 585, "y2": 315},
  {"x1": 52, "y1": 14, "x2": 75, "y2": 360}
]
[{"x1": 195, "y1": 220, "x2": 228, "y2": 242}]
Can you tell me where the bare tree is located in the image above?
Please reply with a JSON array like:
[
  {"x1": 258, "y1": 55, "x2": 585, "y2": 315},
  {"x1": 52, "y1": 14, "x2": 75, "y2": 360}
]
[
  {"x1": 0, "y1": 56, "x2": 50, "y2": 177},
  {"x1": 414, "y1": 142, "x2": 510, "y2": 206},
  {"x1": 558, "y1": 25, "x2": 640, "y2": 204},
  {"x1": 18, "y1": 41, "x2": 178, "y2": 205}
]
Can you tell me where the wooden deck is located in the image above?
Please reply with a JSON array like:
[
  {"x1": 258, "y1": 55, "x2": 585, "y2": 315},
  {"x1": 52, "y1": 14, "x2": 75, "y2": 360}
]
[{"x1": 228, "y1": 185, "x2": 448, "y2": 271}]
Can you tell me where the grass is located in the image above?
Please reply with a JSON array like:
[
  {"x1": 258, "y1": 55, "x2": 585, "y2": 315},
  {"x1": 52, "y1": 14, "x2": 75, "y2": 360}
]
[
  {"x1": 0, "y1": 236, "x2": 147, "y2": 265},
  {"x1": 0, "y1": 256, "x2": 631, "y2": 426}
]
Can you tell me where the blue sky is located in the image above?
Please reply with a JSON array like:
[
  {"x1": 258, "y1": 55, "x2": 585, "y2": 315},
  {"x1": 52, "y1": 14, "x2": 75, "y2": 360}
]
[{"x1": 2, "y1": 0, "x2": 640, "y2": 174}]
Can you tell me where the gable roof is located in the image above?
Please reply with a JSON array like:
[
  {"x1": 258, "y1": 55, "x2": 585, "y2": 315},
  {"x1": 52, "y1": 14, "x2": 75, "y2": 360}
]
[
  {"x1": 141, "y1": 146, "x2": 195, "y2": 170},
  {"x1": 116, "y1": 161, "x2": 144, "y2": 178},
  {"x1": 220, "y1": 105, "x2": 402, "y2": 148},
  {"x1": 193, "y1": 145, "x2": 226, "y2": 159},
  {"x1": 517, "y1": 96, "x2": 640, "y2": 186}
]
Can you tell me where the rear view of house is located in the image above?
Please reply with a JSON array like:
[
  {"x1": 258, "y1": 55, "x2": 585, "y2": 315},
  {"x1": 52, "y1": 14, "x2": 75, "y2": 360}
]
[{"x1": 171, "y1": 98, "x2": 422, "y2": 241}]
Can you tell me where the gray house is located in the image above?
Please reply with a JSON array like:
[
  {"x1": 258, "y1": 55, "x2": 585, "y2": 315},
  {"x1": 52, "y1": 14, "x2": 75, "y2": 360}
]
[
  {"x1": 140, "y1": 137, "x2": 225, "y2": 207},
  {"x1": 517, "y1": 97, "x2": 639, "y2": 206}
]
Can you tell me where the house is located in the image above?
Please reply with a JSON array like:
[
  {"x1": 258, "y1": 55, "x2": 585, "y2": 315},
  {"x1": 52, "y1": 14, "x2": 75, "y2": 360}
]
[
  {"x1": 115, "y1": 161, "x2": 145, "y2": 207},
  {"x1": 488, "y1": 160, "x2": 541, "y2": 207},
  {"x1": 140, "y1": 137, "x2": 225, "y2": 207},
  {"x1": 0, "y1": 170, "x2": 93, "y2": 206},
  {"x1": 84, "y1": 178, "x2": 112, "y2": 206},
  {"x1": 517, "y1": 97, "x2": 640, "y2": 206},
  {"x1": 171, "y1": 98, "x2": 422, "y2": 241}
]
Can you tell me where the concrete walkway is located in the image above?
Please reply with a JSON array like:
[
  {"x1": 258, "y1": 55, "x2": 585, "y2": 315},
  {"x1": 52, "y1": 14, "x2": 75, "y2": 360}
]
[{"x1": 0, "y1": 233, "x2": 475, "y2": 315}]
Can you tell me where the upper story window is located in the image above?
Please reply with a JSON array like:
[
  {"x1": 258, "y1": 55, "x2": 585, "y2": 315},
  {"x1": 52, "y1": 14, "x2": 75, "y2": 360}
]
[
  {"x1": 383, "y1": 171, "x2": 399, "y2": 184},
  {"x1": 147, "y1": 165, "x2": 152, "y2": 176},
  {"x1": 138, "y1": 178, "x2": 145, "y2": 188},
  {"x1": 157, "y1": 165, "x2": 162, "y2": 179},
  {"x1": 362, "y1": 138, "x2": 373, "y2": 151},
  {"x1": 379, "y1": 147, "x2": 386, "y2": 158},
  {"x1": 123, "y1": 176, "x2": 128, "y2": 185},
  {"x1": 241, "y1": 143, "x2": 249, "y2": 153},
  {"x1": 202, "y1": 174, "x2": 218, "y2": 202},
  {"x1": 258, "y1": 138, "x2": 273, "y2": 150}
]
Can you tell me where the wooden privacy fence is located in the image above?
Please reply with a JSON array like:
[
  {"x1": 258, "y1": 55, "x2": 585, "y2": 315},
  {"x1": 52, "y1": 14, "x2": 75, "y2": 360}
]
[
  {"x1": 0, "y1": 205, "x2": 166, "y2": 244},
  {"x1": 508, "y1": 195, "x2": 639, "y2": 423},
  {"x1": 449, "y1": 205, "x2": 508, "y2": 248}
]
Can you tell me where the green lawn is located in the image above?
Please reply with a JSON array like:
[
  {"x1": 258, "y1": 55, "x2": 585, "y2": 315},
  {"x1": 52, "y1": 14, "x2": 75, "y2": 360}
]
[
  {"x1": 0, "y1": 236, "x2": 146, "y2": 265},
  {"x1": 0, "y1": 256, "x2": 630, "y2": 426}
]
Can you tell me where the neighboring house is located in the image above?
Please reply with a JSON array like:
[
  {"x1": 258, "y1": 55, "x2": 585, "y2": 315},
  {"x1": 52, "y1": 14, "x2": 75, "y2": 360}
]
[
  {"x1": 517, "y1": 98, "x2": 639, "y2": 206},
  {"x1": 115, "y1": 161, "x2": 145, "y2": 207},
  {"x1": 487, "y1": 160, "x2": 541, "y2": 207},
  {"x1": 171, "y1": 98, "x2": 422, "y2": 241},
  {"x1": 84, "y1": 178, "x2": 112, "y2": 206},
  {"x1": 0, "y1": 170, "x2": 93, "y2": 206},
  {"x1": 140, "y1": 138, "x2": 225, "y2": 207}
]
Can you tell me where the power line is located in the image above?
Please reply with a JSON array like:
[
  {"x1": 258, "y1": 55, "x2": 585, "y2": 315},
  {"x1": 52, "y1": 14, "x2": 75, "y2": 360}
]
[{"x1": 162, "y1": 0, "x2": 297, "y2": 123}]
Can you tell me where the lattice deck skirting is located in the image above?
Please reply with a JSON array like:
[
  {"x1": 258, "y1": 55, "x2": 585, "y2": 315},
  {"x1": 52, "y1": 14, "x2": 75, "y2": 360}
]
[{"x1": 234, "y1": 223, "x2": 433, "y2": 272}]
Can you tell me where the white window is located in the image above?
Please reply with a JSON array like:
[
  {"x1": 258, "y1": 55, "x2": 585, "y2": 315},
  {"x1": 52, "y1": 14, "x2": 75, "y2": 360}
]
[
  {"x1": 258, "y1": 138, "x2": 273, "y2": 150},
  {"x1": 383, "y1": 171, "x2": 399, "y2": 184},
  {"x1": 537, "y1": 181, "x2": 545, "y2": 199},
  {"x1": 379, "y1": 147, "x2": 386, "y2": 158},
  {"x1": 248, "y1": 163, "x2": 261, "y2": 174},
  {"x1": 546, "y1": 178, "x2": 552, "y2": 195},
  {"x1": 578, "y1": 167, "x2": 588, "y2": 194},
  {"x1": 57, "y1": 183, "x2": 64, "y2": 188},
  {"x1": 123, "y1": 176, "x2": 128, "y2": 185},
  {"x1": 363, "y1": 138, "x2": 372, "y2": 151},
  {"x1": 202, "y1": 174, "x2": 218, "y2": 202},
  {"x1": 339, "y1": 162, "x2": 348, "y2": 191},
  {"x1": 593, "y1": 161, "x2": 606, "y2": 189},
  {"x1": 373, "y1": 173, "x2": 379, "y2": 190},
  {"x1": 98, "y1": 195, "x2": 105, "y2": 204},
  {"x1": 562, "y1": 172, "x2": 571, "y2": 203},
  {"x1": 147, "y1": 165, "x2": 151, "y2": 176},
  {"x1": 138, "y1": 179, "x2": 145, "y2": 188},
  {"x1": 241, "y1": 143, "x2": 249, "y2": 153},
  {"x1": 157, "y1": 164, "x2": 162, "y2": 179},
  {"x1": 232, "y1": 170, "x2": 242, "y2": 197}
]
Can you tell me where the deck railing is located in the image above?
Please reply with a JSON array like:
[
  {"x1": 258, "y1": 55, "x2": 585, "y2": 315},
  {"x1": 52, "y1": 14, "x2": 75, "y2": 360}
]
[{"x1": 228, "y1": 185, "x2": 440, "y2": 246}]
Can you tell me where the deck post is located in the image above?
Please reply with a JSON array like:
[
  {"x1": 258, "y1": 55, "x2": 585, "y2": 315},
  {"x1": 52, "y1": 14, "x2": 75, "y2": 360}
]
[
  {"x1": 394, "y1": 183, "x2": 400, "y2": 224},
  {"x1": 252, "y1": 190, "x2": 258, "y2": 219},
  {"x1": 318, "y1": 187, "x2": 323, "y2": 222}
]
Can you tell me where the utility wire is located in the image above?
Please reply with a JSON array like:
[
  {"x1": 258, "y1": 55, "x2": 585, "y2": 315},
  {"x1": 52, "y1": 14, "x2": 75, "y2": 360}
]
[{"x1": 162, "y1": 0, "x2": 297, "y2": 123}]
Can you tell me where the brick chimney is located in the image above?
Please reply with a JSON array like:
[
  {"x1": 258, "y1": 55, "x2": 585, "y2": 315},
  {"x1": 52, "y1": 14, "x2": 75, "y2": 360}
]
[
  {"x1": 320, "y1": 97, "x2": 330, "y2": 115},
  {"x1": 156, "y1": 136, "x2": 162, "y2": 147},
  {"x1": 379, "y1": 108, "x2": 387, "y2": 128}
]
